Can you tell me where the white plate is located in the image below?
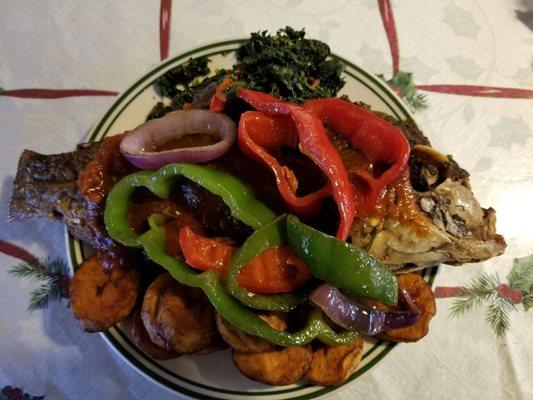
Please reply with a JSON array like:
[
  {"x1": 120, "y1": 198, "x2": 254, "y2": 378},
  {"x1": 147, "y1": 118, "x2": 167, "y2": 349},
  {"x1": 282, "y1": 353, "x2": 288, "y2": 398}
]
[{"x1": 66, "y1": 40, "x2": 438, "y2": 400}]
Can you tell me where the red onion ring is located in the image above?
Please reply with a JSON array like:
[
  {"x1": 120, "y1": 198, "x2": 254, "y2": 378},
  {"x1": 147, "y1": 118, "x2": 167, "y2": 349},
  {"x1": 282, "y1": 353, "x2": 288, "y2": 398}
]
[
  {"x1": 310, "y1": 283, "x2": 420, "y2": 335},
  {"x1": 120, "y1": 109, "x2": 236, "y2": 169}
]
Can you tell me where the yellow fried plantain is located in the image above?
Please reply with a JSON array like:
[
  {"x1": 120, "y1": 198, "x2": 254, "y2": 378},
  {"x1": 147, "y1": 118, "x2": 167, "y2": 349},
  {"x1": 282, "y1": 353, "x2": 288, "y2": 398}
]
[
  {"x1": 194, "y1": 334, "x2": 228, "y2": 355},
  {"x1": 141, "y1": 273, "x2": 176, "y2": 348}
]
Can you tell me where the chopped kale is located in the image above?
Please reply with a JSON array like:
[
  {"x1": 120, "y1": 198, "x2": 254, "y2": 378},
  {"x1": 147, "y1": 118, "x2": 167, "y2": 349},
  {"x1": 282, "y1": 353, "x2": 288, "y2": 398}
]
[
  {"x1": 155, "y1": 56, "x2": 211, "y2": 98},
  {"x1": 148, "y1": 59, "x2": 224, "y2": 119},
  {"x1": 146, "y1": 102, "x2": 172, "y2": 120},
  {"x1": 234, "y1": 27, "x2": 345, "y2": 103},
  {"x1": 148, "y1": 27, "x2": 345, "y2": 119},
  {"x1": 171, "y1": 70, "x2": 227, "y2": 109}
]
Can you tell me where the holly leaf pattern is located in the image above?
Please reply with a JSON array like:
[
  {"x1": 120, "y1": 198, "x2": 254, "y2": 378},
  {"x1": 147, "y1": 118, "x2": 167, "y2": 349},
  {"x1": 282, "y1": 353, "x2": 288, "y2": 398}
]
[
  {"x1": 359, "y1": 43, "x2": 387, "y2": 74},
  {"x1": 488, "y1": 116, "x2": 531, "y2": 149},
  {"x1": 443, "y1": 4, "x2": 481, "y2": 39},
  {"x1": 446, "y1": 56, "x2": 483, "y2": 80},
  {"x1": 463, "y1": 103, "x2": 475, "y2": 124},
  {"x1": 511, "y1": 63, "x2": 533, "y2": 87},
  {"x1": 401, "y1": 55, "x2": 438, "y2": 82},
  {"x1": 473, "y1": 157, "x2": 493, "y2": 173}
]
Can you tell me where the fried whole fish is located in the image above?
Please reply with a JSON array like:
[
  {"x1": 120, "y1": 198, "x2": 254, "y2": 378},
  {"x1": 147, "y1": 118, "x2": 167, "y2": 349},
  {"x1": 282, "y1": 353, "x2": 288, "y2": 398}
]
[{"x1": 9, "y1": 107, "x2": 505, "y2": 272}]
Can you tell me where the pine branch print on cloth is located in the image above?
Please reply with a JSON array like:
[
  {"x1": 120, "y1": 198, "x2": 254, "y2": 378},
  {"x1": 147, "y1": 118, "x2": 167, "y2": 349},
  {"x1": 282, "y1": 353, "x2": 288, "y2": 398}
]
[
  {"x1": 434, "y1": 255, "x2": 532, "y2": 337},
  {"x1": 9, "y1": 258, "x2": 70, "y2": 311},
  {"x1": 1, "y1": 240, "x2": 69, "y2": 311}
]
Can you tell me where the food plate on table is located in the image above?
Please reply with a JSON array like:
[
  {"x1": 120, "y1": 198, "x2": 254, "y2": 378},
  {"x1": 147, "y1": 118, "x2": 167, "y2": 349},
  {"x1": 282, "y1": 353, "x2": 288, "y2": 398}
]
[{"x1": 10, "y1": 28, "x2": 505, "y2": 399}]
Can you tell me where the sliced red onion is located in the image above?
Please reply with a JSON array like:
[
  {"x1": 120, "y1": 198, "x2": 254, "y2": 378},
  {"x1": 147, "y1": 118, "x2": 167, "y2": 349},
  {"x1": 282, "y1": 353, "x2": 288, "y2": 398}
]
[
  {"x1": 120, "y1": 109, "x2": 236, "y2": 169},
  {"x1": 310, "y1": 283, "x2": 420, "y2": 335}
]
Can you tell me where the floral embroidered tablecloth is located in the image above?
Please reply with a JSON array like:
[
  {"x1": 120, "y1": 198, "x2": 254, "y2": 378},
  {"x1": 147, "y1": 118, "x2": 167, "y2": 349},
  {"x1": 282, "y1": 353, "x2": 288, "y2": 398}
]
[{"x1": 1, "y1": 1, "x2": 532, "y2": 399}]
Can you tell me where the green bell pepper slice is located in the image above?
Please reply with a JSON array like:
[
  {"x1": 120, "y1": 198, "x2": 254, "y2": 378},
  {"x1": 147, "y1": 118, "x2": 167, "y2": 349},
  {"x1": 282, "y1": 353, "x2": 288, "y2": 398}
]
[
  {"x1": 287, "y1": 214, "x2": 398, "y2": 305},
  {"x1": 104, "y1": 163, "x2": 277, "y2": 248},
  {"x1": 225, "y1": 215, "x2": 306, "y2": 312},
  {"x1": 103, "y1": 171, "x2": 152, "y2": 247}
]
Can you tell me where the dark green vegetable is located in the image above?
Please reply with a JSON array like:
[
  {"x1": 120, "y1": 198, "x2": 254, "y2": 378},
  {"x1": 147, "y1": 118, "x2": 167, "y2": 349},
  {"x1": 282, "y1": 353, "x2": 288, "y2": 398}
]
[
  {"x1": 148, "y1": 27, "x2": 346, "y2": 119},
  {"x1": 286, "y1": 215, "x2": 398, "y2": 305},
  {"x1": 146, "y1": 102, "x2": 173, "y2": 120},
  {"x1": 148, "y1": 57, "x2": 223, "y2": 119},
  {"x1": 233, "y1": 27, "x2": 345, "y2": 103},
  {"x1": 157, "y1": 56, "x2": 210, "y2": 97}
]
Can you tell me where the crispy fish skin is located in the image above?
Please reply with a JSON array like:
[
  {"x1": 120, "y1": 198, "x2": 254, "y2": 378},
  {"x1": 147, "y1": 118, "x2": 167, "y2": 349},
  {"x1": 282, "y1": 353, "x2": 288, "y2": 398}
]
[{"x1": 9, "y1": 143, "x2": 99, "y2": 243}]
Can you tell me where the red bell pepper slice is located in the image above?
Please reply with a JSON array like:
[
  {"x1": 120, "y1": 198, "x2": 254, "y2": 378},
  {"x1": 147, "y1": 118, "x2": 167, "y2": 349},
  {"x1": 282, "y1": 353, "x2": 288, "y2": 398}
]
[
  {"x1": 238, "y1": 111, "x2": 331, "y2": 216},
  {"x1": 179, "y1": 226, "x2": 310, "y2": 293},
  {"x1": 238, "y1": 89, "x2": 355, "y2": 241},
  {"x1": 179, "y1": 225, "x2": 235, "y2": 274},
  {"x1": 303, "y1": 98, "x2": 410, "y2": 213},
  {"x1": 236, "y1": 245, "x2": 311, "y2": 294},
  {"x1": 209, "y1": 76, "x2": 233, "y2": 112}
]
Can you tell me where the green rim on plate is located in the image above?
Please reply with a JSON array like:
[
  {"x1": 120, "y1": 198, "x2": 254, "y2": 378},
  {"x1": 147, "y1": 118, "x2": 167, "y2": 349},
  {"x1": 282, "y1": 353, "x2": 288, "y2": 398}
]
[{"x1": 66, "y1": 39, "x2": 437, "y2": 400}]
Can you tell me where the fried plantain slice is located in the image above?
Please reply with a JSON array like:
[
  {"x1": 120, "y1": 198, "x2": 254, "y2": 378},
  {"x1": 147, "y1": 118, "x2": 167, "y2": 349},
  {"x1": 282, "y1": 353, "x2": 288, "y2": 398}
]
[
  {"x1": 216, "y1": 312, "x2": 287, "y2": 353},
  {"x1": 155, "y1": 277, "x2": 217, "y2": 354},
  {"x1": 70, "y1": 253, "x2": 140, "y2": 332},
  {"x1": 194, "y1": 333, "x2": 229, "y2": 355},
  {"x1": 132, "y1": 308, "x2": 180, "y2": 360},
  {"x1": 232, "y1": 345, "x2": 313, "y2": 386},
  {"x1": 305, "y1": 339, "x2": 364, "y2": 385},
  {"x1": 141, "y1": 273, "x2": 176, "y2": 348}
]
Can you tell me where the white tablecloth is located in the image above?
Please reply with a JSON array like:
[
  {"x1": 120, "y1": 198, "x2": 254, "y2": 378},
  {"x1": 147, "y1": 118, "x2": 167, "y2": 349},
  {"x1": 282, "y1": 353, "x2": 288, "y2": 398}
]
[{"x1": 1, "y1": 1, "x2": 532, "y2": 399}]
